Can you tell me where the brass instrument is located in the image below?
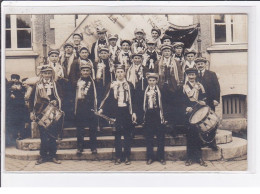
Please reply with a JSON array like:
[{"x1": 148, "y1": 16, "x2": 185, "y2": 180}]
[{"x1": 91, "y1": 109, "x2": 116, "y2": 125}]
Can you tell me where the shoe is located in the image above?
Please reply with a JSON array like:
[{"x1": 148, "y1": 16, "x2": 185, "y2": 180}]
[
  {"x1": 35, "y1": 158, "x2": 46, "y2": 165},
  {"x1": 114, "y1": 158, "x2": 121, "y2": 165},
  {"x1": 76, "y1": 149, "x2": 83, "y2": 156},
  {"x1": 160, "y1": 159, "x2": 166, "y2": 165},
  {"x1": 52, "y1": 158, "x2": 61, "y2": 164},
  {"x1": 185, "y1": 159, "x2": 193, "y2": 166},
  {"x1": 91, "y1": 149, "x2": 97, "y2": 154},
  {"x1": 146, "y1": 159, "x2": 153, "y2": 165},
  {"x1": 210, "y1": 145, "x2": 219, "y2": 151},
  {"x1": 125, "y1": 157, "x2": 131, "y2": 165},
  {"x1": 199, "y1": 158, "x2": 207, "y2": 167}
]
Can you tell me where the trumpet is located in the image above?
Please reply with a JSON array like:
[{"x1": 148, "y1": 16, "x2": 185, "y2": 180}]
[{"x1": 91, "y1": 109, "x2": 116, "y2": 125}]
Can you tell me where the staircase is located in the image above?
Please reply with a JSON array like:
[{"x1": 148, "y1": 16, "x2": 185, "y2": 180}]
[{"x1": 6, "y1": 126, "x2": 247, "y2": 161}]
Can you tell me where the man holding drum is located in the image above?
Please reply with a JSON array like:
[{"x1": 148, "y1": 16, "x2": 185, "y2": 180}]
[
  {"x1": 183, "y1": 68, "x2": 208, "y2": 167},
  {"x1": 29, "y1": 65, "x2": 63, "y2": 165}
]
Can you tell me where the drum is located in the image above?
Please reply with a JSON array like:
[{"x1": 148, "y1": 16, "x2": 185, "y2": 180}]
[
  {"x1": 37, "y1": 103, "x2": 64, "y2": 129},
  {"x1": 189, "y1": 105, "x2": 219, "y2": 143}
]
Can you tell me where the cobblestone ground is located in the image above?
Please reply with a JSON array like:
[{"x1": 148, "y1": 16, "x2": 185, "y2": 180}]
[{"x1": 4, "y1": 156, "x2": 247, "y2": 172}]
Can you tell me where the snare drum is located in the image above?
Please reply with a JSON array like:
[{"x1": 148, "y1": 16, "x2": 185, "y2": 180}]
[
  {"x1": 37, "y1": 103, "x2": 64, "y2": 129},
  {"x1": 189, "y1": 105, "x2": 219, "y2": 143}
]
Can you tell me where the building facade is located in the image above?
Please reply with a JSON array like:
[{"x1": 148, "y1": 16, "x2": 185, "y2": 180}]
[{"x1": 5, "y1": 14, "x2": 248, "y2": 132}]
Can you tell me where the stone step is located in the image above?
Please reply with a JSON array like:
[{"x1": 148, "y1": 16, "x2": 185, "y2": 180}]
[
  {"x1": 33, "y1": 125, "x2": 186, "y2": 138},
  {"x1": 6, "y1": 137, "x2": 247, "y2": 161},
  {"x1": 16, "y1": 130, "x2": 232, "y2": 151}
]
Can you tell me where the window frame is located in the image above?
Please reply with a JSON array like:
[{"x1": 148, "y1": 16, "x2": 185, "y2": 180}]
[
  {"x1": 211, "y1": 14, "x2": 247, "y2": 45},
  {"x1": 5, "y1": 14, "x2": 33, "y2": 51}
]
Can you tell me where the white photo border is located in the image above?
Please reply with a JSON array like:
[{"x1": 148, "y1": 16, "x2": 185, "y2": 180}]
[{"x1": 1, "y1": 1, "x2": 259, "y2": 187}]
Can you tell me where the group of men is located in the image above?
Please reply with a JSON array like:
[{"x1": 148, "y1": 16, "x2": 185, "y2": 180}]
[{"x1": 6, "y1": 26, "x2": 220, "y2": 167}]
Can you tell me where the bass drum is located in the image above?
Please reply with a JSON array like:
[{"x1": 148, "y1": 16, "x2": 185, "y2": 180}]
[{"x1": 189, "y1": 104, "x2": 219, "y2": 144}]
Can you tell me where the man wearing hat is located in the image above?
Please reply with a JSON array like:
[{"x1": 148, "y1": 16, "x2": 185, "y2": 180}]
[
  {"x1": 183, "y1": 68, "x2": 208, "y2": 167},
  {"x1": 131, "y1": 28, "x2": 146, "y2": 54},
  {"x1": 29, "y1": 65, "x2": 63, "y2": 165},
  {"x1": 160, "y1": 34, "x2": 172, "y2": 46},
  {"x1": 195, "y1": 57, "x2": 220, "y2": 151},
  {"x1": 143, "y1": 38, "x2": 160, "y2": 73},
  {"x1": 90, "y1": 27, "x2": 108, "y2": 63},
  {"x1": 151, "y1": 27, "x2": 162, "y2": 49},
  {"x1": 127, "y1": 51, "x2": 148, "y2": 125},
  {"x1": 70, "y1": 46, "x2": 94, "y2": 89},
  {"x1": 183, "y1": 48, "x2": 197, "y2": 83},
  {"x1": 108, "y1": 34, "x2": 120, "y2": 63},
  {"x1": 60, "y1": 42, "x2": 77, "y2": 78},
  {"x1": 6, "y1": 74, "x2": 27, "y2": 144},
  {"x1": 73, "y1": 32, "x2": 84, "y2": 58},
  {"x1": 157, "y1": 44, "x2": 184, "y2": 127},
  {"x1": 74, "y1": 60, "x2": 98, "y2": 155},
  {"x1": 143, "y1": 72, "x2": 166, "y2": 165},
  {"x1": 94, "y1": 45, "x2": 116, "y2": 107},
  {"x1": 98, "y1": 64, "x2": 137, "y2": 165},
  {"x1": 47, "y1": 48, "x2": 65, "y2": 82},
  {"x1": 117, "y1": 40, "x2": 132, "y2": 71}
]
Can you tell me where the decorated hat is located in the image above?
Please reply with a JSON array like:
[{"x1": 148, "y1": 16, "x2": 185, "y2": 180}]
[
  {"x1": 80, "y1": 60, "x2": 92, "y2": 70},
  {"x1": 73, "y1": 32, "x2": 83, "y2": 40},
  {"x1": 131, "y1": 51, "x2": 144, "y2": 58},
  {"x1": 184, "y1": 48, "x2": 197, "y2": 56},
  {"x1": 185, "y1": 68, "x2": 198, "y2": 75},
  {"x1": 146, "y1": 38, "x2": 156, "y2": 44},
  {"x1": 63, "y1": 41, "x2": 74, "y2": 49},
  {"x1": 96, "y1": 27, "x2": 107, "y2": 34},
  {"x1": 120, "y1": 39, "x2": 131, "y2": 46},
  {"x1": 48, "y1": 48, "x2": 60, "y2": 56},
  {"x1": 115, "y1": 64, "x2": 126, "y2": 71},
  {"x1": 173, "y1": 42, "x2": 185, "y2": 48},
  {"x1": 98, "y1": 45, "x2": 109, "y2": 53},
  {"x1": 151, "y1": 27, "x2": 161, "y2": 36},
  {"x1": 79, "y1": 46, "x2": 90, "y2": 53},
  {"x1": 11, "y1": 74, "x2": 20, "y2": 80},
  {"x1": 160, "y1": 34, "x2": 172, "y2": 43},
  {"x1": 134, "y1": 28, "x2": 145, "y2": 34},
  {"x1": 194, "y1": 57, "x2": 207, "y2": 63},
  {"x1": 160, "y1": 44, "x2": 173, "y2": 51},
  {"x1": 146, "y1": 72, "x2": 159, "y2": 80},
  {"x1": 39, "y1": 65, "x2": 54, "y2": 72},
  {"x1": 108, "y1": 34, "x2": 118, "y2": 40}
]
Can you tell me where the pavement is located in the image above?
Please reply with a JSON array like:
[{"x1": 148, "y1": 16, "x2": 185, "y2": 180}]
[{"x1": 4, "y1": 155, "x2": 247, "y2": 172}]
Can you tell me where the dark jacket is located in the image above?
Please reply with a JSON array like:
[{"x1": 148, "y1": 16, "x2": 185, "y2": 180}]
[
  {"x1": 99, "y1": 80, "x2": 137, "y2": 118},
  {"x1": 197, "y1": 70, "x2": 220, "y2": 109}
]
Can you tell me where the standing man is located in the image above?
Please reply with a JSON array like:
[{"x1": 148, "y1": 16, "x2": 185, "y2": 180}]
[
  {"x1": 29, "y1": 65, "x2": 63, "y2": 165},
  {"x1": 108, "y1": 34, "x2": 120, "y2": 63},
  {"x1": 98, "y1": 64, "x2": 137, "y2": 165},
  {"x1": 143, "y1": 73, "x2": 166, "y2": 165},
  {"x1": 73, "y1": 32, "x2": 84, "y2": 58},
  {"x1": 157, "y1": 44, "x2": 184, "y2": 127},
  {"x1": 195, "y1": 57, "x2": 220, "y2": 151},
  {"x1": 90, "y1": 27, "x2": 108, "y2": 63},
  {"x1": 183, "y1": 68, "x2": 208, "y2": 167},
  {"x1": 74, "y1": 60, "x2": 98, "y2": 155}
]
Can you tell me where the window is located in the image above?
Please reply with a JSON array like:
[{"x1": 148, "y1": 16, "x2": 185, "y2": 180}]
[
  {"x1": 212, "y1": 14, "x2": 247, "y2": 44},
  {"x1": 5, "y1": 15, "x2": 32, "y2": 50},
  {"x1": 222, "y1": 95, "x2": 246, "y2": 119}
]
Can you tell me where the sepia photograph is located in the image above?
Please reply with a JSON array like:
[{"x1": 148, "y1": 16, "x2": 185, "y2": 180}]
[{"x1": 3, "y1": 12, "x2": 248, "y2": 173}]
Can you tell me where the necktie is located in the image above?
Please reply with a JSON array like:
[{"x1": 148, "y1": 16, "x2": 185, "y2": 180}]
[
  {"x1": 54, "y1": 63, "x2": 56, "y2": 67},
  {"x1": 200, "y1": 71, "x2": 202, "y2": 78}
]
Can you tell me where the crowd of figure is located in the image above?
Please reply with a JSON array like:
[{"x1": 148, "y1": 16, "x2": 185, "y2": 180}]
[{"x1": 6, "y1": 26, "x2": 220, "y2": 167}]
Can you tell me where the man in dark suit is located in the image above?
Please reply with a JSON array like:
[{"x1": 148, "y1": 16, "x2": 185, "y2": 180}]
[{"x1": 195, "y1": 57, "x2": 220, "y2": 151}]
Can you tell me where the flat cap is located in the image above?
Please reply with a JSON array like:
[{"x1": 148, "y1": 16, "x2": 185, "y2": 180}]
[
  {"x1": 146, "y1": 38, "x2": 156, "y2": 44},
  {"x1": 146, "y1": 72, "x2": 159, "y2": 80},
  {"x1": 98, "y1": 45, "x2": 109, "y2": 53},
  {"x1": 173, "y1": 42, "x2": 185, "y2": 48},
  {"x1": 73, "y1": 32, "x2": 83, "y2": 40},
  {"x1": 79, "y1": 46, "x2": 90, "y2": 53},
  {"x1": 151, "y1": 27, "x2": 161, "y2": 36},
  {"x1": 80, "y1": 60, "x2": 92, "y2": 70},
  {"x1": 108, "y1": 34, "x2": 118, "y2": 40},
  {"x1": 160, "y1": 44, "x2": 173, "y2": 51},
  {"x1": 184, "y1": 48, "x2": 197, "y2": 55},
  {"x1": 48, "y1": 48, "x2": 60, "y2": 56},
  {"x1": 63, "y1": 41, "x2": 74, "y2": 49},
  {"x1": 120, "y1": 39, "x2": 131, "y2": 46},
  {"x1": 185, "y1": 68, "x2": 198, "y2": 75},
  {"x1": 194, "y1": 57, "x2": 207, "y2": 63},
  {"x1": 160, "y1": 34, "x2": 172, "y2": 43}
]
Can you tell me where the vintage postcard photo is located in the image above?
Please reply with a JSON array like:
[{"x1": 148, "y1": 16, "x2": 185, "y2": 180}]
[{"x1": 3, "y1": 12, "x2": 247, "y2": 172}]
